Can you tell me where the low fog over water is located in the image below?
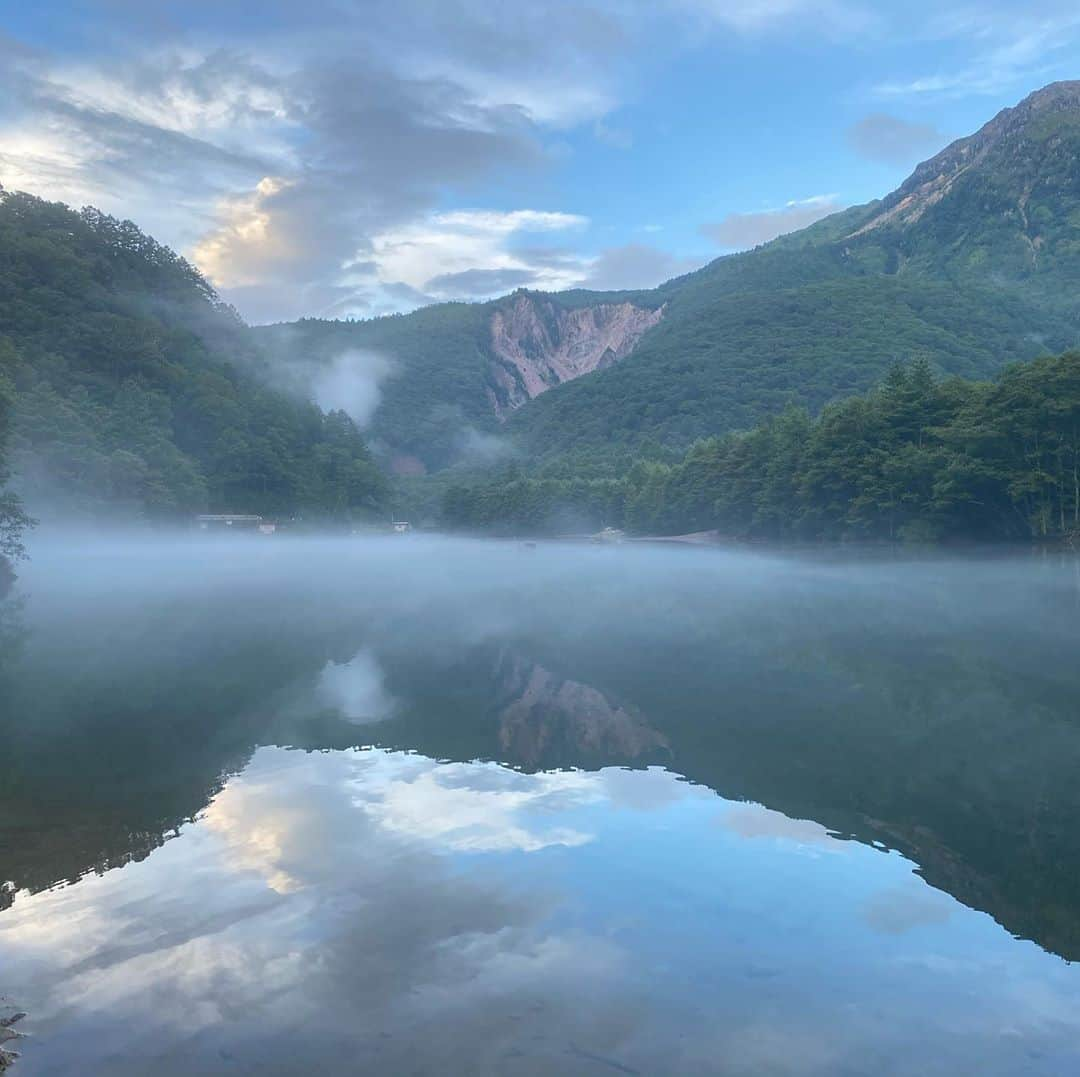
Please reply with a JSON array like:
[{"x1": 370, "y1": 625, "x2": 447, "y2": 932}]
[{"x1": 3, "y1": 534, "x2": 1080, "y2": 1075}]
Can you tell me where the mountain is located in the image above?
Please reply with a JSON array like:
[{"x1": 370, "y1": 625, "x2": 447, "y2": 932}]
[
  {"x1": 267, "y1": 81, "x2": 1080, "y2": 468},
  {"x1": 0, "y1": 189, "x2": 386, "y2": 520},
  {"x1": 511, "y1": 80, "x2": 1080, "y2": 455},
  {"x1": 255, "y1": 289, "x2": 664, "y2": 473}
]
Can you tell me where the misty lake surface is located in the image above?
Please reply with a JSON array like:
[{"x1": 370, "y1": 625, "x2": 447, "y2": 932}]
[{"x1": 3, "y1": 538, "x2": 1080, "y2": 1075}]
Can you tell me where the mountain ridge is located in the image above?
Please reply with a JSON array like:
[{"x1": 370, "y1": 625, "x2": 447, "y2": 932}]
[
  {"x1": 0, "y1": 189, "x2": 387, "y2": 520},
  {"x1": 265, "y1": 80, "x2": 1080, "y2": 466}
]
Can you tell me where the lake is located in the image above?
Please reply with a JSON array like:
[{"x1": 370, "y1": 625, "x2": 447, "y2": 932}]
[{"x1": 2, "y1": 536, "x2": 1080, "y2": 1075}]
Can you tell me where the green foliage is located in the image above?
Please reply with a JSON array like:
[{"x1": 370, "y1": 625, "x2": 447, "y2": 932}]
[
  {"x1": 0, "y1": 362, "x2": 33, "y2": 572},
  {"x1": 508, "y1": 275, "x2": 1077, "y2": 459},
  {"x1": 270, "y1": 90, "x2": 1080, "y2": 469},
  {"x1": 255, "y1": 287, "x2": 666, "y2": 473},
  {"x1": 505, "y1": 92, "x2": 1080, "y2": 460},
  {"x1": 445, "y1": 353, "x2": 1080, "y2": 544},
  {"x1": 0, "y1": 190, "x2": 387, "y2": 521},
  {"x1": 255, "y1": 304, "x2": 497, "y2": 473}
]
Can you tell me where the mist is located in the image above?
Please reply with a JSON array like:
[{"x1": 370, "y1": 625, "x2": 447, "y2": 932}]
[
  {"x1": 7, "y1": 531, "x2": 1079, "y2": 736},
  {"x1": 6, "y1": 532, "x2": 1080, "y2": 1074},
  {"x1": 453, "y1": 425, "x2": 516, "y2": 466},
  {"x1": 309, "y1": 349, "x2": 395, "y2": 427}
]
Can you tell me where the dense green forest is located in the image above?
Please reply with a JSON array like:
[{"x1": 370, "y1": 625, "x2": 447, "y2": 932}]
[
  {"x1": 0, "y1": 364, "x2": 32, "y2": 590},
  {"x1": 507, "y1": 277, "x2": 1075, "y2": 457},
  {"x1": 510, "y1": 85, "x2": 1080, "y2": 457},
  {"x1": 442, "y1": 352, "x2": 1080, "y2": 544},
  {"x1": 7, "y1": 86, "x2": 1080, "y2": 540},
  {"x1": 255, "y1": 304, "x2": 497, "y2": 472},
  {"x1": 0, "y1": 189, "x2": 387, "y2": 522},
  {"x1": 269, "y1": 84, "x2": 1080, "y2": 465},
  {"x1": 254, "y1": 285, "x2": 662, "y2": 472}
]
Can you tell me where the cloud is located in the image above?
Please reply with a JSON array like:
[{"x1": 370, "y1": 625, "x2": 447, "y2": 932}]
[
  {"x1": 6, "y1": 0, "x2": 1051, "y2": 323},
  {"x1": 0, "y1": 4, "x2": 617, "y2": 323},
  {"x1": 0, "y1": 49, "x2": 277, "y2": 247},
  {"x1": 720, "y1": 803, "x2": 842, "y2": 846},
  {"x1": 425, "y1": 268, "x2": 540, "y2": 297},
  {"x1": 848, "y1": 113, "x2": 949, "y2": 165},
  {"x1": 361, "y1": 759, "x2": 600, "y2": 853},
  {"x1": 677, "y1": 0, "x2": 880, "y2": 36},
  {"x1": 188, "y1": 59, "x2": 548, "y2": 320},
  {"x1": 374, "y1": 208, "x2": 589, "y2": 305},
  {"x1": 308, "y1": 351, "x2": 395, "y2": 429},
  {"x1": 316, "y1": 649, "x2": 396, "y2": 723},
  {"x1": 454, "y1": 427, "x2": 518, "y2": 465},
  {"x1": 583, "y1": 243, "x2": 703, "y2": 290},
  {"x1": 861, "y1": 884, "x2": 953, "y2": 935},
  {"x1": 700, "y1": 194, "x2": 844, "y2": 250},
  {"x1": 874, "y1": 7, "x2": 1080, "y2": 99}
]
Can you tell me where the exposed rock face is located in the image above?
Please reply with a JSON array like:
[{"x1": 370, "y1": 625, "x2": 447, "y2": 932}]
[
  {"x1": 488, "y1": 294, "x2": 663, "y2": 416},
  {"x1": 851, "y1": 80, "x2": 1080, "y2": 238},
  {"x1": 494, "y1": 652, "x2": 668, "y2": 769}
]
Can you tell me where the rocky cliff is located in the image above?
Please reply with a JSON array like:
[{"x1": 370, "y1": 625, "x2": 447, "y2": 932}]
[
  {"x1": 488, "y1": 294, "x2": 663, "y2": 416},
  {"x1": 494, "y1": 651, "x2": 669, "y2": 769},
  {"x1": 851, "y1": 80, "x2": 1080, "y2": 241}
]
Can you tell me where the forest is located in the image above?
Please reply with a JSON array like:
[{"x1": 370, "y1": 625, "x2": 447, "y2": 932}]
[
  {"x1": 441, "y1": 353, "x2": 1080, "y2": 545},
  {"x1": 0, "y1": 366, "x2": 31, "y2": 591},
  {"x1": 0, "y1": 190, "x2": 387, "y2": 525}
]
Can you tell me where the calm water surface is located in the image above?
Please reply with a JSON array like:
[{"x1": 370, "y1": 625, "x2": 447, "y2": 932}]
[{"x1": 2, "y1": 536, "x2": 1080, "y2": 1075}]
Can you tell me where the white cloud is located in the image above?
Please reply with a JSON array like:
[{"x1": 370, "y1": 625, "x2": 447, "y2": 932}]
[
  {"x1": 719, "y1": 803, "x2": 844, "y2": 847},
  {"x1": 861, "y1": 884, "x2": 954, "y2": 935},
  {"x1": 848, "y1": 113, "x2": 949, "y2": 165},
  {"x1": 583, "y1": 243, "x2": 703, "y2": 290},
  {"x1": 874, "y1": 8, "x2": 1080, "y2": 99},
  {"x1": 677, "y1": 0, "x2": 879, "y2": 36},
  {"x1": 4, "y1": 0, "x2": 1060, "y2": 322},
  {"x1": 700, "y1": 194, "x2": 844, "y2": 250},
  {"x1": 373, "y1": 208, "x2": 589, "y2": 305},
  {"x1": 316, "y1": 648, "x2": 396, "y2": 720},
  {"x1": 359, "y1": 761, "x2": 601, "y2": 852}
]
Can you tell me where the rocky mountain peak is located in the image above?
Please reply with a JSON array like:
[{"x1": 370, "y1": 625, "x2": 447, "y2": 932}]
[
  {"x1": 852, "y1": 80, "x2": 1080, "y2": 239},
  {"x1": 487, "y1": 293, "x2": 664, "y2": 417}
]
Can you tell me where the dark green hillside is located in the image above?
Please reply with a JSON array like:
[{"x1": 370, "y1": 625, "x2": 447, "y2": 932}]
[
  {"x1": 0, "y1": 365, "x2": 32, "y2": 583},
  {"x1": 510, "y1": 83, "x2": 1080, "y2": 457},
  {"x1": 508, "y1": 276, "x2": 1071, "y2": 454},
  {"x1": 256, "y1": 303, "x2": 496, "y2": 471},
  {"x1": 265, "y1": 83, "x2": 1080, "y2": 467},
  {"x1": 255, "y1": 285, "x2": 663, "y2": 472},
  {"x1": 0, "y1": 189, "x2": 386, "y2": 520},
  {"x1": 445, "y1": 351, "x2": 1080, "y2": 545}
]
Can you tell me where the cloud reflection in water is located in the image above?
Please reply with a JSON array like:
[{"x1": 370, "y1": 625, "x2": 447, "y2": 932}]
[{"x1": 4, "y1": 746, "x2": 1080, "y2": 1076}]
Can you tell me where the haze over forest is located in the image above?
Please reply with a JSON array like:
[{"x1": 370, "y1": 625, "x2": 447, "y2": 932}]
[
  {"x1": 6, "y1": 7, "x2": 1080, "y2": 1076},
  {"x1": 4, "y1": 3, "x2": 1080, "y2": 557}
]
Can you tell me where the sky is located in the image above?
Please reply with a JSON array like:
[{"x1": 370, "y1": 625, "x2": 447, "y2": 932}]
[{"x1": 2, "y1": 2, "x2": 1079, "y2": 324}]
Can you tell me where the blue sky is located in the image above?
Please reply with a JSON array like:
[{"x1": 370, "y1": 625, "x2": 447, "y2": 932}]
[{"x1": 2, "y1": 1, "x2": 1079, "y2": 322}]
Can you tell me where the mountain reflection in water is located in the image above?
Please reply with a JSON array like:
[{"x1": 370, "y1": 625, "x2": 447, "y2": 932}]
[{"x1": 2, "y1": 536, "x2": 1080, "y2": 1075}]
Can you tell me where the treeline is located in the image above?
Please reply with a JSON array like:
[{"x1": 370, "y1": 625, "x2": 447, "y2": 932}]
[
  {"x1": 0, "y1": 366, "x2": 32, "y2": 589},
  {"x1": 0, "y1": 189, "x2": 387, "y2": 522},
  {"x1": 442, "y1": 353, "x2": 1080, "y2": 544}
]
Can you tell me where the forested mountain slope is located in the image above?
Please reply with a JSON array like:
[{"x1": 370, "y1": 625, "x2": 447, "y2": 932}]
[
  {"x1": 255, "y1": 288, "x2": 663, "y2": 472},
  {"x1": 0, "y1": 189, "x2": 386, "y2": 520},
  {"x1": 269, "y1": 81, "x2": 1080, "y2": 467},
  {"x1": 510, "y1": 81, "x2": 1080, "y2": 456},
  {"x1": 444, "y1": 352, "x2": 1080, "y2": 544}
]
